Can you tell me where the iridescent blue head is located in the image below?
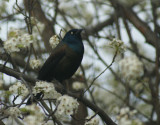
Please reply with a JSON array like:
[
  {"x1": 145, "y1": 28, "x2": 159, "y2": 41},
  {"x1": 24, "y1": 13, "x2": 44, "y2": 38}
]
[{"x1": 62, "y1": 29, "x2": 84, "y2": 54}]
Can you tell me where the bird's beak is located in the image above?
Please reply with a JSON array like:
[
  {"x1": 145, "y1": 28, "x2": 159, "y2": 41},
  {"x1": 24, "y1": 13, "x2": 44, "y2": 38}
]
[{"x1": 76, "y1": 29, "x2": 84, "y2": 34}]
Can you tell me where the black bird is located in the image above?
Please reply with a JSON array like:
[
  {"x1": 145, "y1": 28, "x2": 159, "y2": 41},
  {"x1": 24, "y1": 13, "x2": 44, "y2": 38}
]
[
  {"x1": 27, "y1": 29, "x2": 84, "y2": 104},
  {"x1": 38, "y1": 29, "x2": 84, "y2": 82}
]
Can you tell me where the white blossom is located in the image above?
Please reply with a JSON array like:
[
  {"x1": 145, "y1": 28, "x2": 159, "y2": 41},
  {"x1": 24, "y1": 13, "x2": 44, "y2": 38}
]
[
  {"x1": 129, "y1": 110, "x2": 137, "y2": 116},
  {"x1": 9, "y1": 82, "x2": 29, "y2": 97},
  {"x1": 4, "y1": 28, "x2": 33, "y2": 53},
  {"x1": 59, "y1": 1, "x2": 85, "y2": 18},
  {"x1": 33, "y1": 81, "x2": 61, "y2": 99},
  {"x1": 20, "y1": 33, "x2": 33, "y2": 47},
  {"x1": 108, "y1": 38, "x2": 126, "y2": 53},
  {"x1": 119, "y1": 116, "x2": 132, "y2": 125},
  {"x1": 24, "y1": 104, "x2": 44, "y2": 125},
  {"x1": 56, "y1": 95, "x2": 79, "y2": 116},
  {"x1": 30, "y1": 59, "x2": 42, "y2": 69},
  {"x1": 116, "y1": 107, "x2": 143, "y2": 125},
  {"x1": 113, "y1": 106, "x2": 120, "y2": 114},
  {"x1": 4, "y1": 38, "x2": 20, "y2": 53},
  {"x1": 41, "y1": 121, "x2": 55, "y2": 125},
  {"x1": 85, "y1": 116, "x2": 99, "y2": 125},
  {"x1": 4, "y1": 107, "x2": 21, "y2": 118},
  {"x1": 24, "y1": 115, "x2": 41, "y2": 125},
  {"x1": 132, "y1": 119, "x2": 144, "y2": 125},
  {"x1": 72, "y1": 81, "x2": 85, "y2": 90},
  {"x1": 119, "y1": 55, "x2": 144, "y2": 80},
  {"x1": 49, "y1": 35, "x2": 59, "y2": 48},
  {"x1": 135, "y1": 83, "x2": 143, "y2": 91},
  {"x1": 120, "y1": 107, "x2": 130, "y2": 116},
  {"x1": 8, "y1": 28, "x2": 21, "y2": 38}
]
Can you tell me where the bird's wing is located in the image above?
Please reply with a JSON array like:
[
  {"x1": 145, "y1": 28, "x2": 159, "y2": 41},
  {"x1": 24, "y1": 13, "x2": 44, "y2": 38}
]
[{"x1": 37, "y1": 43, "x2": 66, "y2": 81}]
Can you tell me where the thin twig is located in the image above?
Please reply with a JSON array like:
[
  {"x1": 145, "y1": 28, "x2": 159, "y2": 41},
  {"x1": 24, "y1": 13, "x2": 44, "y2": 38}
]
[
  {"x1": 23, "y1": 47, "x2": 31, "y2": 74},
  {"x1": 84, "y1": 49, "x2": 118, "y2": 94},
  {"x1": 0, "y1": 64, "x2": 117, "y2": 125},
  {"x1": 86, "y1": 112, "x2": 98, "y2": 122},
  {"x1": 40, "y1": 100, "x2": 63, "y2": 125}
]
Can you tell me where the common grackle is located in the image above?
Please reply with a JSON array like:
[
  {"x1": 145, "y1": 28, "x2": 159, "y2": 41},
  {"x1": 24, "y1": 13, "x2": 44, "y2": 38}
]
[{"x1": 27, "y1": 29, "x2": 84, "y2": 105}]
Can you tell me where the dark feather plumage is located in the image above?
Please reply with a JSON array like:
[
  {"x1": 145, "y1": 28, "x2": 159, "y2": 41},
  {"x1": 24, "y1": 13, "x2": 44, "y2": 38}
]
[{"x1": 26, "y1": 29, "x2": 84, "y2": 105}]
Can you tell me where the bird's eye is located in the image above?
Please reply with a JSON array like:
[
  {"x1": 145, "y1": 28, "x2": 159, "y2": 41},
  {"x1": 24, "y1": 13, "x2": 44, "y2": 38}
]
[{"x1": 71, "y1": 32, "x2": 74, "y2": 35}]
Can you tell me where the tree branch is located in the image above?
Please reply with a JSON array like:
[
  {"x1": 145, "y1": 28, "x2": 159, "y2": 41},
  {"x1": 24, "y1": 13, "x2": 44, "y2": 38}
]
[{"x1": 0, "y1": 64, "x2": 117, "y2": 125}]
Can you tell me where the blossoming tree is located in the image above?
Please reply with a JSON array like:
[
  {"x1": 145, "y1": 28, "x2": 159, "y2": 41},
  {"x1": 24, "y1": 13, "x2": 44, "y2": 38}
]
[{"x1": 0, "y1": 0, "x2": 160, "y2": 125}]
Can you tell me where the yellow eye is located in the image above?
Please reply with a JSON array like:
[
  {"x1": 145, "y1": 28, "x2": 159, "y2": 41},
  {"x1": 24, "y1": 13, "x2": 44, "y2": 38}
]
[{"x1": 71, "y1": 32, "x2": 74, "y2": 35}]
